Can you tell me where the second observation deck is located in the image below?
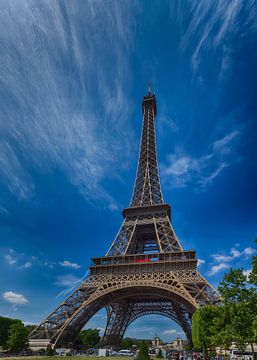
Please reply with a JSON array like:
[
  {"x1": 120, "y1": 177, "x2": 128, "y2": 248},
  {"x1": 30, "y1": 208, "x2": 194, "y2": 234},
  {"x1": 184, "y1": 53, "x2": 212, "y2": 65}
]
[{"x1": 90, "y1": 251, "x2": 197, "y2": 275}]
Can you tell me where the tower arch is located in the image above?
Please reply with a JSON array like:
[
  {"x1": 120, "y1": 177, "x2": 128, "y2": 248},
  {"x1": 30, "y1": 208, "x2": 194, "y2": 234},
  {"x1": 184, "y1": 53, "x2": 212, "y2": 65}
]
[{"x1": 52, "y1": 281, "x2": 197, "y2": 347}]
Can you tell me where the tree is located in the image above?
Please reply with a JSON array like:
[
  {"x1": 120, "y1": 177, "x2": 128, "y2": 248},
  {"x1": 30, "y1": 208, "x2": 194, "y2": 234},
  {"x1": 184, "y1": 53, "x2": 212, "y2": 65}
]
[
  {"x1": 136, "y1": 341, "x2": 150, "y2": 360},
  {"x1": 192, "y1": 306, "x2": 231, "y2": 356},
  {"x1": 253, "y1": 316, "x2": 257, "y2": 340},
  {"x1": 199, "y1": 305, "x2": 222, "y2": 356},
  {"x1": 249, "y1": 239, "x2": 257, "y2": 286},
  {"x1": 210, "y1": 304, "x2": 233, "y2": 351},
  {"x1": 46, "y1": 345, "x2": 55, "y2": 356},
  {"x1": 7, "y1": 322, "x2": 28, "y2": 352},
  {"x1": 218, "y1": 241, "x2": 257, "y2": 359},
  {"x1": 25, "y1": 324, "x2": 37, "y2": 335},
  {"x1": 192, "y1": 240, "x2": 257, "y2": 359},
  {"x1": 122, "y1": 337, "x2": 135, "y2": 349},
  {"x1": 0, "y1": 316, "x2": 21, "y2": 349},
  {"x1": 156, "y1": 348, "x2": 164, "y2": 358},
  {"x1": 80, "y1": 329, "x2": 100, "y2": 348},
  {"x1": 192, "y1": 309, "x2": 201, "y2": 350}
]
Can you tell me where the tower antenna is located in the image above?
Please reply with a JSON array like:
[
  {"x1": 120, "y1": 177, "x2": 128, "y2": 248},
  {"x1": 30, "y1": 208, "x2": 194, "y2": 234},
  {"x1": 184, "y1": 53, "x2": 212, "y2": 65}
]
[{"x1": 148, "y1": 81, "x2": 152, "y2": 94}]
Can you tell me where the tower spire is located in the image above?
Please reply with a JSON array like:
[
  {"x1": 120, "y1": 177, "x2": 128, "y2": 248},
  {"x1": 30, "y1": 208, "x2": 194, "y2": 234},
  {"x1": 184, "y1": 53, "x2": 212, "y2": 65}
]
[{"x1": 130, "y1": 90, "x2": 162, "y2": 207}]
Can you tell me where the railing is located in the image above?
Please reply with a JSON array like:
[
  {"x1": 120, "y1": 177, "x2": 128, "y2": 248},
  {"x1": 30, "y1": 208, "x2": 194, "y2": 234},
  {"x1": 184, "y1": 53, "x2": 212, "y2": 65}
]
[{"x1": 90, "y1": 251, "x2": 197, "y2": 273}]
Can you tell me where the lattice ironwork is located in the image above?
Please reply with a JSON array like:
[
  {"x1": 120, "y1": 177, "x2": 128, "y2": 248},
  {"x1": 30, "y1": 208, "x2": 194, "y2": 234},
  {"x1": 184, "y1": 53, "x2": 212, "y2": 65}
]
[
  {"x1": 102, "y1": 299, "x2": 192, "y2": 346},
  {"x1": 107, "y1": 211, "x2": 182, "y2": 256},
  {"x1": 130, "y1": 93, "x2": 163, "y2": 207},
  {"x1": 29, "y1": 90, "x2": 220, "y2": 350}
]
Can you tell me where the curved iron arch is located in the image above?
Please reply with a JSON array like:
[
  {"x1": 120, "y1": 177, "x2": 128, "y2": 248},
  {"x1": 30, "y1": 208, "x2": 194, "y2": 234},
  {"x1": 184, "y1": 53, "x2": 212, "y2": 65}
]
[{"x1": 53, "y1": 283, "x2": 196, "y2": 347}]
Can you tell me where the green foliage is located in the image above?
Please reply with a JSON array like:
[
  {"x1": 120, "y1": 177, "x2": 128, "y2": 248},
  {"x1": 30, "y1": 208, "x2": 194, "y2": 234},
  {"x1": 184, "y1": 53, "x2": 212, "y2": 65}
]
[
  {"x1": 253, "y1": 316, "x2": 257, "y2": 341},
  {"x1": 136, "y1": 341, "x2": 150, "y2": 360},
  {"x1": 7, "y1": 322, "x2": 28, "y2": 351},
  {"x1": 199, "y1": 305, "x2": 222, "y2": 353},
  {"x1": 25, "y1": 324, "x2": 37, "y2": 335},
  {"x1": 46, "y1": 345, "x2": 55, "y2": 356},
  {"x1": 217, "y1": 240, "x2": 257, "y2": 354},
  {"x1": 249, "y1": 239, "x2": 257, "y2": 286},
  {"x1": 121, "y1": 337, "x2": 150, "y2": 349},
  {"x1": 210, "y1": 304, "x2": 233, "y2": 350},
  {"x1": 0, "y1": 316, "x2": 22, "y2": 348},
  {"x1": 218, "y1": 268, "x2": 249, "y2": 303},
  {"x1": 218, "y1": 264, "x2": 257, "y2": 350},
  {"x1": 192, "y1": 310, "x2": 201, "y2": 350},
  {"x1": 156, "y1": 348, "x2": 163, "y2": 358},
  {"x1": 122, "y1": 337, "x2": 135, "y2": 349},
  {"x1": 192, "y1": 305, "x2": 234, "y2": 352},
  {"x1": 188, "y1": 241, "x2": 256, "y2": 357},
  {"x1": 80, "y1": 329, "x2": 100, "y2": 348}
]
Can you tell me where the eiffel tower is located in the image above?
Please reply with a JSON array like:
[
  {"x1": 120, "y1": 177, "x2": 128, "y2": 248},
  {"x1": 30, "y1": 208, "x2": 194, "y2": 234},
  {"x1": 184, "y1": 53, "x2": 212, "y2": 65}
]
[{"x1": 29, "y1": 88, "x2": 220, "y2": 350}]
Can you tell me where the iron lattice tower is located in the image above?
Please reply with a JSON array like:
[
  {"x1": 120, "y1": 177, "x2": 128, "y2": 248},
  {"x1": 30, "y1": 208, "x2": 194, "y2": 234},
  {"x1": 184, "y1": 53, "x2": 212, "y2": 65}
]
[{"x1": 29, "y1": 90, "x2": 220, "y2": 350}]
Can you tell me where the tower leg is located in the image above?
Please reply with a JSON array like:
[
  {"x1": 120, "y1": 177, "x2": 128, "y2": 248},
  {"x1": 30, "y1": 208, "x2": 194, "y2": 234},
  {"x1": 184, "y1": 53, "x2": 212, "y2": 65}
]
[{"x1": 102, "y1": 302, "x2": 133, "y2": 347}]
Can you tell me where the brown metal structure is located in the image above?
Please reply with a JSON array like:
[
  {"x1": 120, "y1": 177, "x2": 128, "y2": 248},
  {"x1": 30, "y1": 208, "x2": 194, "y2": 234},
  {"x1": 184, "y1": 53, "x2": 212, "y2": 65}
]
[{"x1": 29, "y1": 90, "x2": 220, "y2": 349}]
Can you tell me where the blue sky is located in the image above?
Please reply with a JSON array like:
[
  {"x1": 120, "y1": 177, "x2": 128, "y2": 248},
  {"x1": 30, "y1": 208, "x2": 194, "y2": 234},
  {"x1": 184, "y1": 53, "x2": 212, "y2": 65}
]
[{"x1": 0, "y1": 0, "x2": 257, "y2": 343}]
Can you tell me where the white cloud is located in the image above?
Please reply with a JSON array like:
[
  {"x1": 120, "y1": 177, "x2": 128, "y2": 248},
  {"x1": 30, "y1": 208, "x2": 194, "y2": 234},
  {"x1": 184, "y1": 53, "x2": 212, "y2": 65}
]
[
  {"x1": 197, "y1": 259, "x2": 205, "y2": 266},
  {"x1": 0, "y1": 141, "x2": 34, "y2": 200},
  {"x1": 212, "y1": 246, "x2": 255, "y2": 265},
  {"x1": 208, "y1": 245, "x2": 255, "y2": 276},
  {"x1": 20, "y1": 262, "x2": 32, "y2": 269},
  {"x1": 208, "y1": 263, "x2": 230, "y2": 276},
  {"x1": 213, "y1": 254, "x2": 232, "y2": 263},
  {"x1": 56, "y1": 270, "x2": 89, "y2": 298},
  {"x1": 3, "y1": 291, "x2": 28, "y2": 305},
  {"x1": 59, "y1": 260, "x2": 81, "y2": 270},
  {"x1": 163, "y1": 329, "x2": 177, "y2": 335},
  {"x1": 213, "y1": 131, "x2": 240, "y2": 153},
  {"x1": 230, "y1": 248, "x2": 241, "y2": 258},
  {"x1": 161, "y1": 130, "x2": 240, "y2": 190},
  {"x1": 55, "y1": 274, "x2": 81, "y2": 288},
  {"x1": 243, "y1": 247, "x2": 256, "y2": 256},
  {"x1": 129, "y1": 326, "x2": 155, "y2": 333},
  {"x1": 243, "y1": 269, "x2": 252, "y2": 280},
  {"x1": 4, "y1": 249, "x2": 34, "y2": 269},
  {"x1": 5, "y1": 254, "x2": 17, "y2": 265}
]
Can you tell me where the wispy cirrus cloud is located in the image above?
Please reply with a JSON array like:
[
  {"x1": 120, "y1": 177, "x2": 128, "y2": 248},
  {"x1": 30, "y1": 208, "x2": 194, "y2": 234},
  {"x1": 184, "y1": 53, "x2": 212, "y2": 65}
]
[
  {"x1": 172, "y1": 1, "x2": 257, "y2": 77},
  {"x1": 55, "y1": 274, "x2": 81, "y2": 288},
  {"x1": 161, "y1": 130, "x2": 240, "y2": 190},
  {"x1": 55, "y1": 270, "x2": 89, "y2": 299},
  {"x1": 0, "y1": 1, "x2": 139, "y2": 207}
]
